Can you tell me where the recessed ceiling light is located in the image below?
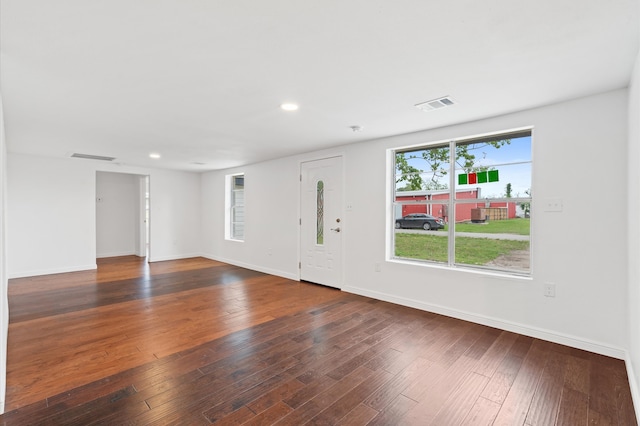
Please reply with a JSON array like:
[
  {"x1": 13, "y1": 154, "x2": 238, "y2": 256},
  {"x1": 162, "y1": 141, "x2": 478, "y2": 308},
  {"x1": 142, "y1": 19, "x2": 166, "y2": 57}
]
[
  {"x1": 149, "y1": 153, "x2": 161, "y2": 159},
  {"x1": 280, "y1": 103, "x2": 299, "y2": 111}
]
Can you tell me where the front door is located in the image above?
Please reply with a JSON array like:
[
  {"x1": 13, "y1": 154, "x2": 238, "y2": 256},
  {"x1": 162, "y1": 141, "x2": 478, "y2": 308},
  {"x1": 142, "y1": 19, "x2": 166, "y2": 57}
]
[{"x1": 300, "y1": 156, "x2": 343, "y2": 288}]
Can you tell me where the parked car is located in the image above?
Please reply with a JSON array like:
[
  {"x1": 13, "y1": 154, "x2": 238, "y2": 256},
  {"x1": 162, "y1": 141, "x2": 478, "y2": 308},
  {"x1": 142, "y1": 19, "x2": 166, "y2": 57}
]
[{"x1": 395, "y1": 213, "x2": 445, "y2": 230}]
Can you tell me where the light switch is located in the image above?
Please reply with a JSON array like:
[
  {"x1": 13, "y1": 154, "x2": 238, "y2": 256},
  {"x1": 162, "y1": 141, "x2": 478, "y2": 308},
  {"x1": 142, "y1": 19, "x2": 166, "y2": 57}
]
[{"x1": 543, "y1": 198, "x2": 562, "y2": 212}]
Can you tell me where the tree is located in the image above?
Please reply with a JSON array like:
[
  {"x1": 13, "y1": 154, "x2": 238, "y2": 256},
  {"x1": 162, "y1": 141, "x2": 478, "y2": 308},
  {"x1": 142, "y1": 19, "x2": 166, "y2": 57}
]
[
  {"x1": 519, "y1": 189, "x2": 531, "y2": 217},
  {"x1": 395, "y1": 139, "x2": 510, "y2": 190},
  {"x1": 395, "y1": 147, "x2": 450, "y2": 191},
  {"x1": 395, "y1": 154, "x2": 422, "y2": 191}
]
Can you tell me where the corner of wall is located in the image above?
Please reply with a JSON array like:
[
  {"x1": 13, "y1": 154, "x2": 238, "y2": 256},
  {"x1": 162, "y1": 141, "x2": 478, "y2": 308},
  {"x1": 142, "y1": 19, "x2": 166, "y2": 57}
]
[
  {"x1": 0, "y1": 90, "x2": 8, "y2": 413},
  {"x1": 627, "y1": 43, "x2": 640, "y2": 422}
]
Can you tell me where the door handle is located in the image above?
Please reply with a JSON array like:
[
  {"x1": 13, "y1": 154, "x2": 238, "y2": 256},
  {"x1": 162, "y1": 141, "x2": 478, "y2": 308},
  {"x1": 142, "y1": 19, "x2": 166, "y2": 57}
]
[{"x1": 330, "y1": 227, "x2": 341, "y2": 233}]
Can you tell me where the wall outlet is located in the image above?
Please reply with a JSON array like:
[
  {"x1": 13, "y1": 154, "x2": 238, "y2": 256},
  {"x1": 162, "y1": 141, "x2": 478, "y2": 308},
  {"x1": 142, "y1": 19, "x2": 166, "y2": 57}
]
[
  {"x1": 374, "y1": 262, "x2": 381, "y2": 272},
  {"x1": 544, "y1": 283, "x2": 556, "y2": 297}
]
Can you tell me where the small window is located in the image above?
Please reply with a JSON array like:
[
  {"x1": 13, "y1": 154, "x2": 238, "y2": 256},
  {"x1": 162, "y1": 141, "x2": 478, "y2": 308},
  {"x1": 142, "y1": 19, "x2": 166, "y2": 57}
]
[
  {"x1": 317, "y1": 180, "x2": 324, "y2": 245},
  {"x1": 393, "y1": 129, "x2": 532, "y2": 275},
  {"x1": 226, "y1": 174, "x2": 245, "y2": 241}
]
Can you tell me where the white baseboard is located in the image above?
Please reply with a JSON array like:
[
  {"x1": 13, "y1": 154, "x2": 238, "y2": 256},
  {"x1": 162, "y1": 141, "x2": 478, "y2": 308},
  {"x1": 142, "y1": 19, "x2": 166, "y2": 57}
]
[
  {"x1": 96, "y1": 250, "x2": 136, "y2": 258},
  {"x1": 201, "y1": 254, "x2": 298, "y2": 281},
  {"x1": 8, "y1": 263, "x2": 97, "y2": 279},
  {"x1": 148, "y1": 253, "x2": 203, "y2": 263},
  {"x1": 342, "y1": 285, "x2": 627, "y2": 360}
]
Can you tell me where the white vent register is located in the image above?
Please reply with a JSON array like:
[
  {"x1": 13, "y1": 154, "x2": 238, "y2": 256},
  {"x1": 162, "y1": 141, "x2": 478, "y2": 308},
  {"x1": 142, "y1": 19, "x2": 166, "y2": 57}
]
[
  {"x1": 71, "y1": 153, "x2": 116, "y2": 161},
  {"x1": 415, "y1": 96, "x2": 455, "y2": 112}
]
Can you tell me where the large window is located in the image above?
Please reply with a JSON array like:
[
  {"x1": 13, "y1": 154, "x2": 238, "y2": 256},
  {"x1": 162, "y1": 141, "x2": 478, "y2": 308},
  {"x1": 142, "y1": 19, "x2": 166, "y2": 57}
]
[
  {"x1": 393, "y1": 129, "x2": 532, "y2": 275},
  {"x1": 226, "y1": 174, "x2": 245, "y2": 241}
]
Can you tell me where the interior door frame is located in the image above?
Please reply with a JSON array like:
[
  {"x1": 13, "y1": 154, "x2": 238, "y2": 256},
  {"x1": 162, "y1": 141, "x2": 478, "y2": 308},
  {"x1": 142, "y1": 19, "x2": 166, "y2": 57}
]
[
  {"x1": 136, "y1": 175, "x2": 149, "y2": 258},
  {"x1": 95, "y1": 171, "x2": 150, "y2": 261},
  {"x1": 298, "y1": 154, "x2": 345, "y2": 289}
]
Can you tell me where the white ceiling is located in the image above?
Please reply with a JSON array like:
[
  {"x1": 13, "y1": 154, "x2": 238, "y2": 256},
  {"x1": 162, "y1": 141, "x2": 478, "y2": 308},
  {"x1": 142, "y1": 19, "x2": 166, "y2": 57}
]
[{"x1": 1, "y1": 1, "x2": 638, "y2": 171}]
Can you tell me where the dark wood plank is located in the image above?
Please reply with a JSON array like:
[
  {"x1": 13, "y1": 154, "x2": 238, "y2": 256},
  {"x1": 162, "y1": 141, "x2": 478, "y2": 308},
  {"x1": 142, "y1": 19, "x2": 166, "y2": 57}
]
[
  {"x1": 4, "y1": 257, "x2": 347, "y2": 409},
  {"x1": 245, "y1": 379, "x2": 305, "y2": 414},
  {"x1": 481, "y1": 353, "x2": 526, "y2": 405},
  {"x1": 273, "y1": 366, "x2": 375, "y2": 425},
  {"x1": 8, "y1": 263, "x2": 266, "y2": 323},
  {"x1": 472, "y1": 330, "x2": 519, "y2": 378},
  {"x1": 461, "y1": 396, "x2": 502, "y2": 425},
  {"x1": 492, "y1": 339, "x2": 552, "y2": 426},
  {"x1": 363, "y1": 356, "x2": 431, "y2": 411},
  {"x1": 401, "y1": 354, "x2": 479, "y2": 424},
  {"x1": 367, "y1": 394, "x2": 417, "y2": 426},
  {"x1": 310, "y1": 368, "x2": 393, "y2": 425},
  {"x1": 243, "y1": 401, "x2": 293, "y2": 425},
  {"x1": 335, "y1": 403, "x2": 379, "y2": 425},
  {"x1": 556, "y1": 386, "x2": 589, "y2": 426},
  {"x1": 525, "y1": 349, "x2": 566, "y2": 425},
  {"x1": 430, "y1": 372, "x2": 490, "y2": 425},
  {"x1": 0, "y1": 256, "x2": 635, "y2": 425}
]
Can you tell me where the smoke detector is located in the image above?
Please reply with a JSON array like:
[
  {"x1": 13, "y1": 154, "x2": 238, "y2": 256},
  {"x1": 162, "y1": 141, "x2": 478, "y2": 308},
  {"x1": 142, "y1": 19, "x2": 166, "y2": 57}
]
[{"x1": 415, "y1": 96, "x2": 455, "y2": 112}]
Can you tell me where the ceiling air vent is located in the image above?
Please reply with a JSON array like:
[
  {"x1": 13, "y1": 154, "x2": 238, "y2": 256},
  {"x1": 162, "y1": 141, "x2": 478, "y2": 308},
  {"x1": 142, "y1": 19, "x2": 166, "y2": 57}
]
[
  {"x1": 71, "y1": 153, "x2": 116, "y2": 161},
  {"x1": 415, "y1": 96, "x2": 455, "y2": 112}
]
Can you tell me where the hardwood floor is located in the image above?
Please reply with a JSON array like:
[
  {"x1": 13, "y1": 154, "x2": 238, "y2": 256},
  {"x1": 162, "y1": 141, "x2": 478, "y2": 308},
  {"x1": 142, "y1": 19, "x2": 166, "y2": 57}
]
[{"x1": 0, "y1": 256, "x2": 636, "y2": 425}]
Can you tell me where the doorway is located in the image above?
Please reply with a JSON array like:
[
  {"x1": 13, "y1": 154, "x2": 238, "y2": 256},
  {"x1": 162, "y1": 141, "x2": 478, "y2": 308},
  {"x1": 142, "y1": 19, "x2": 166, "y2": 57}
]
[
  {"x1": 300, "y1": 156, "x2": 344, "y2": 288},
  {"x1": 96, "y1": 172, "x2": 149, "y2": 260},
  {"x1": 138, "y1": 175, "x2": 150, "y2": 258}
]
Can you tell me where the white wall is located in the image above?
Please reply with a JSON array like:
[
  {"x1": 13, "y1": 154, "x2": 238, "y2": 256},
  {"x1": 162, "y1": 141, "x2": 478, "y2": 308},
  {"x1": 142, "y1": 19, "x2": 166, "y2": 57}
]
[
  {"x1": 7, "y1": 155, "x2": 201, "y2": 278},
  {"x1": 627, "y1": 45, "x2": 640, "y2": 418},
  {"x1": 345, "y1": 90, "x2": 629, "y2": 357},
  {"x1": 96, "y1": 172, "x2": 138, "y2": 258},
  {"x1": 149, "y1": 167, "x2": 201, "y2": 262},
  {"x1": 201, "y1": 160, "x2": 300, "y2": 279},
  {"x1": 0, "y1": 93, "x2": 8, "y2": 412},
  {"x1": 202, "y1": 89, "x2": 630, "y2": 358}
]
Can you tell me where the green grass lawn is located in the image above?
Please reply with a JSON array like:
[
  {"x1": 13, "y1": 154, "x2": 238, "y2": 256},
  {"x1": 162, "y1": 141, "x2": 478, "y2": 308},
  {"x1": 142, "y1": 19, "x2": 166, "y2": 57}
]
[
  {"x1": 395, "y1": 233, "x2": 529, "y2": 265},
  {"x1": 444, "y1": 218, "x2": 530, "y2": 235}
]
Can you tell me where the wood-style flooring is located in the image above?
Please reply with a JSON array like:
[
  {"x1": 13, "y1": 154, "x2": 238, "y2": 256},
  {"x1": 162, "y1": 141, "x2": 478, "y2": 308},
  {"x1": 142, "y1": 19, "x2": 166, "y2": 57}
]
[{"x1": 0, "y1": 256, "x2": 636, "y2": 425}]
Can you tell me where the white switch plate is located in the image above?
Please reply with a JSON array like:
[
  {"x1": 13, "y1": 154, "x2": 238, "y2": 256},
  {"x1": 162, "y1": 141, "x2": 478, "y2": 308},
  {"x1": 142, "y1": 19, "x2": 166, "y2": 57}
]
[{"x1": 544, "y1": 198, "x2": 562, "y2": 212}]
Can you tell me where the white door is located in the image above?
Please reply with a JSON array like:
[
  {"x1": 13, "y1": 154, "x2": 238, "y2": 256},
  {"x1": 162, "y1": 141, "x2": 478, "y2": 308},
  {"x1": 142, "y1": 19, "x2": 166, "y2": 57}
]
[
  {"x1": 300, "y1": 156, "x2": 343, "y2": 288},
  {"x1": 137, "y1": 175, "x2": 149, "y2": 258}
]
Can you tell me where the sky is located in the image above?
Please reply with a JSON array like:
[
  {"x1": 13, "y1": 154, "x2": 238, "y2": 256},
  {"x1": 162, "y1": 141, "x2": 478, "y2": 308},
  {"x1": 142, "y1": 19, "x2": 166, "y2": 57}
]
[{"x1": 396, "y1": 135, "x2": 532, "y2": 199}]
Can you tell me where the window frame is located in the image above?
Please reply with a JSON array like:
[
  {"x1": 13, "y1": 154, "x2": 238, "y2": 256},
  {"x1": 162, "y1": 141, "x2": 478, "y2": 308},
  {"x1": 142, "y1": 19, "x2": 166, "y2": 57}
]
[
  {"x1": 390, "y1": 128, "x2": 533, "y2": 277},
  {"x1": 225, "y1": 173, "x2": 245, "y2": 242}
]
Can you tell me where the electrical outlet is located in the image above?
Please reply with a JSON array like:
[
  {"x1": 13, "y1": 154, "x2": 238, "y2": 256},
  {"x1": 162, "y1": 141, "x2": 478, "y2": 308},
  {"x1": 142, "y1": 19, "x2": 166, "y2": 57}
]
[
  {"x1": 544, "y1": 283, "x2": 556, "y2": 297},
  {"x1": 374, "y1": 262, "x2": 381, "y2": 272}
]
